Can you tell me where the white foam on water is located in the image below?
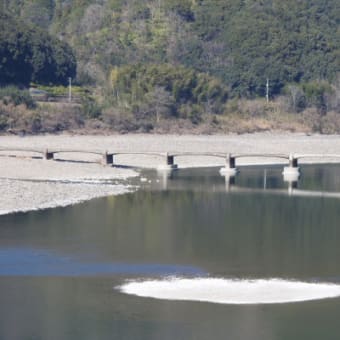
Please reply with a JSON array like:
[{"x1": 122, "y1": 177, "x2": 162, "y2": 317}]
[{"x1": 118, "y1": 278, "x2": 340, "y2": 304}]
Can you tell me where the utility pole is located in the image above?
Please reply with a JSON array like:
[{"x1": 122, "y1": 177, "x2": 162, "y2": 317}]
[
  {"x1": 68, "y1": 77, "x2": 72, "y2": 102},
  {"x1": 266, "y1": 78, "x2": 269, "y2": 103}
]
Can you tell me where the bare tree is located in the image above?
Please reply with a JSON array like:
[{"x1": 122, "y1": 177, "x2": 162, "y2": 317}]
[
  {"x1": 287, "y1": 85, "x2": 305, "y2": 113},
  {"x1": 145, "y1": 86, "x2": 175, "y2": 122}
]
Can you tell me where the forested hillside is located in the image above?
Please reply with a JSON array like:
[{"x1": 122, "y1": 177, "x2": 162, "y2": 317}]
[{"x1": 0, "y1": 0, "x2": 339, "y2": 133}]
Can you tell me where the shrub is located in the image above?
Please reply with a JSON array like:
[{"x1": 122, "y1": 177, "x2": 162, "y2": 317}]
[
  {"x1": 81, "y1": 96, "x2": 102, "y2": 119},
  {"x1": 301, "y1": 82, "x2": 334, "y2": 115},
  {"x1": 0, "y1": 86, "x2": 36, "y2": 109}
]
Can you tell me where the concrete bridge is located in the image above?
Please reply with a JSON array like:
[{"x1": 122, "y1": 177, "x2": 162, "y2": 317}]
[
  {"x1": 1, "y1": 147, "x2": 340, "y2": 177},
  {"x1": 0, "y1": 147, "x2": 114, "y2": 164}
]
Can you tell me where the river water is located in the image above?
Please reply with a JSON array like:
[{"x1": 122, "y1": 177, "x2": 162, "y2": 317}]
[{"x1": 1, "y1": 165, "x2": 340, "y2": 339}]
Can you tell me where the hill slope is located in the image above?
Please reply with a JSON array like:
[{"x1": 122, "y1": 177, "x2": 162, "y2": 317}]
[
  {"x1": 0, "y1": 0, "x2": 339, "y2": 134},
  {"x1": 6, "y1": 0, "x2": 337, "y2": 95}
]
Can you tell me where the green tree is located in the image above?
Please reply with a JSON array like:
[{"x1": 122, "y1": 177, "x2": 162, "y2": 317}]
[{"x1": 0, "y1": 11, "x2": 76, "y2": 86}]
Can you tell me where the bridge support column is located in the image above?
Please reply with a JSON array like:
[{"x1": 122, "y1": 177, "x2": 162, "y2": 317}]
[
  {"x1": 43, "y1": 149, "x2": 54, "y2": 160},
  {"x1": 102, "y1": 152, "x2": 114, "y2": 166},
  {"x1": 219, "y1": 154, "x2": 238, "y2": 176},
  {"x1": 283, "y1": 154, "x2": 300, "y2": 181},
  {"x1": 157, "y1": 153, "x2": 178, "y2": 171}
]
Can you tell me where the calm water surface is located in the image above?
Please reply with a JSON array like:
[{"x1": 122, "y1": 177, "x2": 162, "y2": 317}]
[{"x1": 1, "y1": 165, "x2": 340, "y2": 339}]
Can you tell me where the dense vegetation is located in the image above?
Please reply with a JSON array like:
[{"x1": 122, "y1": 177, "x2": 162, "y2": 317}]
[
  {"x1": 0, "y1": 10, "x2": 76, "y2": 86},
  {"x1": 0, "y1": 0, "x2": 339, "y2": 133},
  {"x1": 38, "y1": 0, "x2": 339, "y2": 96},
  {"x1": 110, "y1": 64, "x2": 228, "y2": 122}
]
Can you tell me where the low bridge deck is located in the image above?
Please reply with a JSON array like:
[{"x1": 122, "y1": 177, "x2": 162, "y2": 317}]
[{"x1": 1, "y1": 147, "x2": 340, "y2": 168}]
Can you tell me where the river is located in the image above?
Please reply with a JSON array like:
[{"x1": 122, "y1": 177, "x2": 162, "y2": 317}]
[{"x1": 0, "y1": 165, "x2": 340, "y2": 339}]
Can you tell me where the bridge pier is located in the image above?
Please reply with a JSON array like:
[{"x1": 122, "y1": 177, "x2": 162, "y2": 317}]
[
  {"x1": 219, "y1": 154, "x2": 238, "y2": 176},
  {"x1": 157, "y1": 153, "x2": 178, "y2": 171},
  {"x1": 102, "y1": 152, "x2": 114, "y2": 166},
  {"x1": 283, "y1": 154, "x2": 300, "y2": 180},
  {"x1": 43, "y1": 149, "x2": 54, "y2": 160}
]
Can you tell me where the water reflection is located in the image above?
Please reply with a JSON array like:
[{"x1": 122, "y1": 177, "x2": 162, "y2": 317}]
[
  {"x1": 1, "y1": 164, "x2": 340, "y2": 340},
  {"x1": 0, "y1": 248, "x2": 205, "y2": 276},
  {"x1": 155, "y1": 165, "x2": 340, "y2": 199}
]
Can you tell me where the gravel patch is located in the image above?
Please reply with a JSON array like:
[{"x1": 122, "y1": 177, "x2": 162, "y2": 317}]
[{"x1": 0, "y1": 178, "x2": 134, "y2": 216}]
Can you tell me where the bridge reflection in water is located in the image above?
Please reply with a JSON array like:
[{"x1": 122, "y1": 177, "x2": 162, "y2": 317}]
[{"x1": 155, "y1": 164, "x2": 340, "y2": 199}]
